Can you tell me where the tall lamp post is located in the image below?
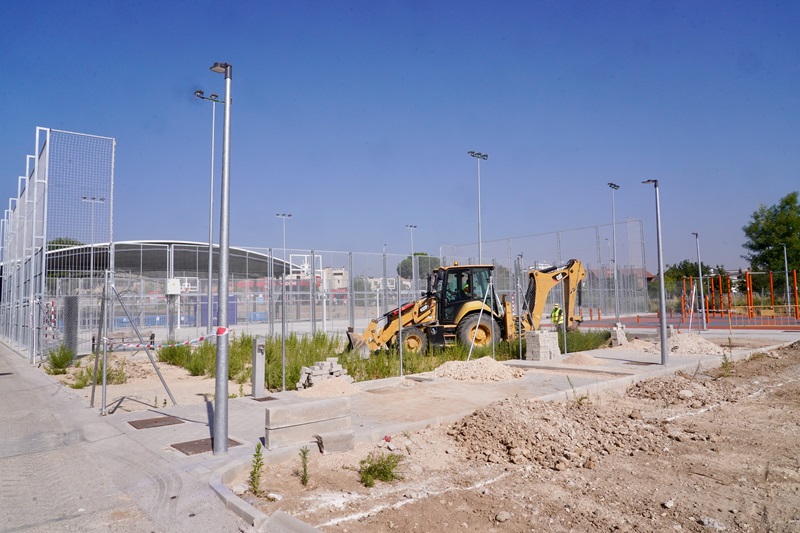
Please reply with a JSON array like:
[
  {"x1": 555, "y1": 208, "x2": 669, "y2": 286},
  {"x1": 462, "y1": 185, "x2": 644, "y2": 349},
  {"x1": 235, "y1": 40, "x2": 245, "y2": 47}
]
[
  {"x1": 81, "y1": 196, "x2": 106, "y2": 285},
  {"x1": 210, "y1": 61, "x2": 231, "y2": 456},
  {"x1": 405, "y1": 224, "x2": 417, "y2": 292},
  {"x1": 782, "y1": 243, "x2": 791, "y2": 312},
  {"x1": 467, "y1": 151, "x2": 488, "y2": 263},
  {"x1": 642, "y1": 180, "x2": 668, "y2": 366},
  {"x1": 194, "y1": 90, "x2": 221, "y2": 334},
  {"x1": 276, "y1": 213, "x2": 292, "y2": 392},
  {"x1": 608, "y1": 182, "x2": 620, "y2": 323},
  {"x1": 692, "y1": 232, "x2": 707, "y2": 330}
]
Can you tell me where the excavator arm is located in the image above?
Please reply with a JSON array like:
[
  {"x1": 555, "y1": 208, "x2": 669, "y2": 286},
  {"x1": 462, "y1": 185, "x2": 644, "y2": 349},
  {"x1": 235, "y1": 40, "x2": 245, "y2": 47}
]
[
  {"x1": 521, "y1": 259, "x2": 586, "y2": 331},
  {"x1": 346, "y1": 296, "x2": 437, "y2": 357}
]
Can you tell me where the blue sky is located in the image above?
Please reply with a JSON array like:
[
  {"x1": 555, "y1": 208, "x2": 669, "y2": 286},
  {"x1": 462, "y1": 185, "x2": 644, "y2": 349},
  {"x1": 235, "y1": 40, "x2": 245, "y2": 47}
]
[{"x1": 1, "y1": 0, "x2": 798, "y2": 271}]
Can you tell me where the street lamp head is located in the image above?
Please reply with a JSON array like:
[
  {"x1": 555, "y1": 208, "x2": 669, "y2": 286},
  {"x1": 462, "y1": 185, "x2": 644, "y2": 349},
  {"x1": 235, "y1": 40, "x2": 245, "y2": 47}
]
[
  {"x1": 194, "y1": 90, "x2": 204, "y2": 98},
  {"x1": 406, "y1": 224, "x2": 417, "y2": 230},
  {"x1": 468, "y1": 150, "x2": 488, "y2": 160},
  {"x1": 608, "y1": 182, "x2": 619, "y2": 190},
  {"x1": 210, "y1": 93, "x2": 219, "y2": 99},
  {"x1": 692, "y1": 232, "x2": 699, "y2": 238},
  {"x1": 210, "y1": 62, "x2": 232, "y2": 77},
  {"x1": 642, "y1": 179, "x2": 658, "y2": 186}
]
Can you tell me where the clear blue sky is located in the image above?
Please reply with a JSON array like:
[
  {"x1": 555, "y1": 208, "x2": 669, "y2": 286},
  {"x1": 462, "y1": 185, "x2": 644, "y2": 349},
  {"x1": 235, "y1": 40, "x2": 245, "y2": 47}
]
[{"x1": 2, "y1": 0, "x2": 798, "y2": 271}]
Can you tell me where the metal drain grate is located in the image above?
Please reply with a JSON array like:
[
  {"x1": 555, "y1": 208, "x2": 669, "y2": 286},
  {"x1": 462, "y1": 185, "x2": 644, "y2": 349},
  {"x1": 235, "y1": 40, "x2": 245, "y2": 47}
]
[
  {"x1": 170, "y1": 437, "x2": 242, "y2": 456},
  {"x1": 128, "y1": 416, "x2": 184, "y2": 430}
]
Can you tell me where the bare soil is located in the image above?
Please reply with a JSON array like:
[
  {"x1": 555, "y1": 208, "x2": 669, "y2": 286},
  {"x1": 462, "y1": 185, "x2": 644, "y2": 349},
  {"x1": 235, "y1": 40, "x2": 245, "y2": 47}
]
[{"x1": 242, "y1": 340, "x2": 800, "y2": 532}]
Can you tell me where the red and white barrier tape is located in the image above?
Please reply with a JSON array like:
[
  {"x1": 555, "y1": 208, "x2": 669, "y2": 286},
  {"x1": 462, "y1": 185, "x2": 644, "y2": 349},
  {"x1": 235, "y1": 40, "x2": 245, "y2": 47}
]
[{"x1": 103, "y1": 327, "x2": 231, "y2": 351}]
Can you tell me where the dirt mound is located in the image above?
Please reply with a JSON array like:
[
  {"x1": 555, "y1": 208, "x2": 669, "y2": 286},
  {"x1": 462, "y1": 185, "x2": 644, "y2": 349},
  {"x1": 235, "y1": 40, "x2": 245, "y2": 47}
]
[
  {"x1": 617, "y1": 334, "x2": 725, "y2": 356},
  {"x1": 626, "y1": 371, "x2": 741, "y2": 407},
  {"x1": 295, "y1": 376, "x2": 360, "y2": 398},
  {"x1": 434, "y1": 356, "x2": 524, "y2": 382},
  {"x1": 448, "y1": 398, "x2": 666, "y2": 470},
  {"x1": 562, "y1": 352, "x2": 604, "y2": 365}
]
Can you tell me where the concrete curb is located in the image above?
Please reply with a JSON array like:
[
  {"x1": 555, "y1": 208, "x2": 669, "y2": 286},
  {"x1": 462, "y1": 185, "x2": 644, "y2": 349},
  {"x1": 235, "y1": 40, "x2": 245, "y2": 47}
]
[{"x1": 209, "y1": 458, "x2": 269, "y2": 529}]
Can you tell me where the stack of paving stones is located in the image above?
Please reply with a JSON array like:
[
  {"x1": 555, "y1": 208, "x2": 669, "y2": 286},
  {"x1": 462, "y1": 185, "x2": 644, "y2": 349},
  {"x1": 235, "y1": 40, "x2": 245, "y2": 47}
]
[
  {"x1": 296, "y1": 357, "x2": 354, "y2": 389},
  {"x1": 525, "y1": 330, "x2": 561, "y2": 361}
]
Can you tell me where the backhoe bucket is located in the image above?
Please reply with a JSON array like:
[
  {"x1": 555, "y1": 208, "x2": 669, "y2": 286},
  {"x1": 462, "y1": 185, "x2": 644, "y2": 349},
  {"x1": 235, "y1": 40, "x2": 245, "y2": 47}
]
[{"x1": 346, "y1": 329, "x2": 371, "y2": 358}]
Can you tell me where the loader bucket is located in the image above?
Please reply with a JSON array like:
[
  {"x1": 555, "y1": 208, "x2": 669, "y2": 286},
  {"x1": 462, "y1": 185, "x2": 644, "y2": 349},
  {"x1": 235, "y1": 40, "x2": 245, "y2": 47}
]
[{"x1": 346, "y1": 329, "x2": 371, "y2": 359}]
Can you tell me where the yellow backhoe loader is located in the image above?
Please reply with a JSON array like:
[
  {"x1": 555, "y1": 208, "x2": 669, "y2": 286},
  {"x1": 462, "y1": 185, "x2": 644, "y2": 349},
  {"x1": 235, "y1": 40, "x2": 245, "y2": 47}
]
[{"x1": 346, "y1": 259, "x2": 586, "y2": 356}]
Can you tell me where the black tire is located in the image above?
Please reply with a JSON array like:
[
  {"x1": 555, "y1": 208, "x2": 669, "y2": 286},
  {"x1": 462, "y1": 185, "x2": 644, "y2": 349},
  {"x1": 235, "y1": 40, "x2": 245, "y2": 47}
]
[
  {"x1": 399, "y1": 326, "x2": 428, "y2": 354},
  {"x1": 456, "y1": 314, "x2": 499, "y2": 348}
]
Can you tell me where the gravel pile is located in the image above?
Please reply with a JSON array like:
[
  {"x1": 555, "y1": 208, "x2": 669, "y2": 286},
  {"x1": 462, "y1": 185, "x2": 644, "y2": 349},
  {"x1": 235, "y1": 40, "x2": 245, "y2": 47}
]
[
  {"x1": 448, "y1": 398, "x2": 666, "y2": 470},
  {"x1": 434, "y1": 356, "x2": 524, "y2": 382}
]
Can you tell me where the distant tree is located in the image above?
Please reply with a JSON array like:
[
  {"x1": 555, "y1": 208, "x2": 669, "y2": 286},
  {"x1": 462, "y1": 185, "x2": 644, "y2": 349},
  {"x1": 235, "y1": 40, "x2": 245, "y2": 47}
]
[
  {"x1": 742, "y1": 191, "x2": 799, "y2": 273},
  {"x1": 396, "y1": 253, "x2": 441, "y2": 279},
  {"x1": 47, "y1": 237, "x2": 84, "y2": 251}
]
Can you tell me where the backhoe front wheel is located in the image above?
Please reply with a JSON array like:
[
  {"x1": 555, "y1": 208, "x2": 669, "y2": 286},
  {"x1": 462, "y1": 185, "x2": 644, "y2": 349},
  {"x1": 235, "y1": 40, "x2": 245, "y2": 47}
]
[
  {"x1": 398, "y1": 326, "x2": 428, "y2": 354},
  {"x1": 456, "y1": 314, "x2": 499, "y2": 348}
]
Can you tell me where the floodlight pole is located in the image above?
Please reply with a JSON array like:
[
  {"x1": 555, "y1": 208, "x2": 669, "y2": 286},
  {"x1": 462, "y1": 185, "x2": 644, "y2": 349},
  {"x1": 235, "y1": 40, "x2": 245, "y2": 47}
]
[
  {"x1": 81, "y1": 196, "x2": 106, "y2": 284},
  {"x1": 276, "y1": 213, "x2": 292, "y2": 392},
  {"x1": 210, "y1": 61, "x2": 232, "y2": 456},
  {"x1": 194, "y1": 90, "x2": 221, "y2": 334},
  {"x1": 406, "y1": 224, "x2": 417, "y2": 293},
  {"x1": 468, "y1": 151, "x2": 488, "y2": 263},
  {"x1": 692, "y1": 232, "x2": 707, "y2": 330},
  {"x1": 608, "y1": 183, "x2": 620, "y2": 323},
  {"x1": 643, "y1": 179, "x2": 668, "y2": 366}
]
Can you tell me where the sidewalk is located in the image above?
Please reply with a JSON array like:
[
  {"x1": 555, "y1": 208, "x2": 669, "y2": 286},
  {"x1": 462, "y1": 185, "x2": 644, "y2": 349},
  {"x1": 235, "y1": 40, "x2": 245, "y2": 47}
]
[{"x1": 3, "y1": 329, "x2": 797, "y2": 532}]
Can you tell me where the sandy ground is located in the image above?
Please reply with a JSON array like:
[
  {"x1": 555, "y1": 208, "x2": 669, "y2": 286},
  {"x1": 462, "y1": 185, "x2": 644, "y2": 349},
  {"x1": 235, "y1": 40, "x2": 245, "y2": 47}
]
[
  {"x1": 233, "y1": 339, "x2": 800, "y2": 533},
  {"x1": 56, "y1": 350, "x2": 251, "y2": 412}
]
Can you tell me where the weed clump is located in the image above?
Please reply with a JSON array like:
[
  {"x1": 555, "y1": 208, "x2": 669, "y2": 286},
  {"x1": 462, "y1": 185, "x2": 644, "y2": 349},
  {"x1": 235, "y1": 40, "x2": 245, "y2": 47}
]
[
  {"x1": 46, "y1": 345, "x2": 75, "y2": 375},
  {"x1": 249, "y1": 443, "x2": 264, "y2": 495},
  {"x1": 358, "y1": 452, "x2": 403, "y2": 487},
  {"x1": 299, "y1": 446, "x2": 310, "y2": 486}
]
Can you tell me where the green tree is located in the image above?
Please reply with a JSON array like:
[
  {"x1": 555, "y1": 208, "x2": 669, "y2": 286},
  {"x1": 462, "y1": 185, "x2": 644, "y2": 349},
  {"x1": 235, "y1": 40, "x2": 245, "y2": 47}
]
[
  {"x1": 742, "y1": 191, "x2": 800, "y2": 273},
  {"x1": 47, "y1": 237, "x2": 84, "y2": 251},
  {"x1": 396, "y1": 253, "x2": 441, "y2": 279}
]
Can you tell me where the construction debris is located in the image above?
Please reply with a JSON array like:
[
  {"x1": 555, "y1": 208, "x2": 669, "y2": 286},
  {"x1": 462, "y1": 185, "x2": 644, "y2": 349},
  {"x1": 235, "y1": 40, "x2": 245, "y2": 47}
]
[{"x1": 296, "y1": 358, "x2": 354, "y2": 390}]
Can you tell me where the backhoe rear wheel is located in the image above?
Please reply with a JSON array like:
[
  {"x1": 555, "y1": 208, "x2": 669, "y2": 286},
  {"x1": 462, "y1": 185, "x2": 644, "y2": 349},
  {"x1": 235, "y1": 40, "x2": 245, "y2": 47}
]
[
  {"x1": 399, "y1": 326, "x2": 428, "y2": 354},
  {"x1": 456, "y1": 314, "x2": 499, "y2": 348}
]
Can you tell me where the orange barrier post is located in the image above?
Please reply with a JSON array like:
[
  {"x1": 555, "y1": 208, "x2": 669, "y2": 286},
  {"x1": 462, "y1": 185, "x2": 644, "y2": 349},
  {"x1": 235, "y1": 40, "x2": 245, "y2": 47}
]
[
  {"x1": 589, "y1": 308, "x2": 593, "y2": 321},
  {"x1": 597, "y1": 308, "x2": 601, "y2": 321},
  {"x1": 794, "y1": 270, "x2": 799, "y2": 320},
  {"x1": 637, "y1": 315, "x2": 640, "y2": 324},
  {"x1": 769, "y1": 271, "x2": 775, "y2": 318}
]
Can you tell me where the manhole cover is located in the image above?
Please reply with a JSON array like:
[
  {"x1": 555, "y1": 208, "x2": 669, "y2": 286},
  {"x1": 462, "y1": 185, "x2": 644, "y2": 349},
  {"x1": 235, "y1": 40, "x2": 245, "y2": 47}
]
[
  {"x1": 171, "y1": 437, "x2": 242, "y2": 456},
  {"x1": 253, "y1": 396, "x2": 280, "y2": 402},
  {"x1": 128, "y1": 416, "x2": 184, "y2": 430}
]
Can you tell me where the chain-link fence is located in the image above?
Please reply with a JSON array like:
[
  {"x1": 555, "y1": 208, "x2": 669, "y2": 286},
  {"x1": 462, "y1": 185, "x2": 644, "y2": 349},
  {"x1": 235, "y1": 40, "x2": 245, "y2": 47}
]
[{"x1": 2, "y1": 130, "x2": 653, "y2": 360}]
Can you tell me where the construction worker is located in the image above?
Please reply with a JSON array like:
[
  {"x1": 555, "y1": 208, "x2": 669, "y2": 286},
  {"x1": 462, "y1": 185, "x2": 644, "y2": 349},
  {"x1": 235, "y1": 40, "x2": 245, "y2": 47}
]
[{"x1": 551, "y1": 303, "x2": 564, "y2": 329}]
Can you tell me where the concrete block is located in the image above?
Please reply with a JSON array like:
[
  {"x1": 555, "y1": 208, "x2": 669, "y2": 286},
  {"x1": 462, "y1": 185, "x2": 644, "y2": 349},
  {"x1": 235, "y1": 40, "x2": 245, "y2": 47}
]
[
  {"x1": 314, "y1": 430, "x2": 355, "y2": 453},
  {"x1": 265, "y1": 397, "x2": 351, "y2": 429},
  {"x1": 260, "y1": 510, "x2": 323, "y2": 533},
  {"x1": 266, "y1": 416, "x2": 352, "y2": 450}
]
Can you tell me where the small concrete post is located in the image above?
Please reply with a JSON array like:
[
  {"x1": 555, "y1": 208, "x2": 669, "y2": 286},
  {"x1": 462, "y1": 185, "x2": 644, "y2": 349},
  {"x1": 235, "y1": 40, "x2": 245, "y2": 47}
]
[{"x1": 252, "y1": 337, "x2": 265, "y2": 398}]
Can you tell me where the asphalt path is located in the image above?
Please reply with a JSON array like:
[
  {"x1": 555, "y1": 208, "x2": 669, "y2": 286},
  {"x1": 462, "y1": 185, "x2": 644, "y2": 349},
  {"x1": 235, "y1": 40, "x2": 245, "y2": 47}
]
[{"x1": 0, "y1": 343, "x2": 244, "y2": 533}]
